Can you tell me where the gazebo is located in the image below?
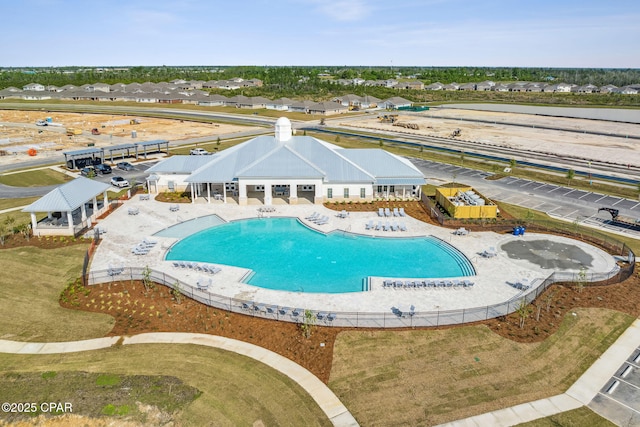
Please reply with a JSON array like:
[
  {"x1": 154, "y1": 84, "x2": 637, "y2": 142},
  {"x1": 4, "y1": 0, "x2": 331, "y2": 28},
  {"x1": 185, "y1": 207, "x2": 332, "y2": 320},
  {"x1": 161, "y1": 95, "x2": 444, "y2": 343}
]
[{"x1": 23, "y1": 177, "x2": 111, "y2": 236}]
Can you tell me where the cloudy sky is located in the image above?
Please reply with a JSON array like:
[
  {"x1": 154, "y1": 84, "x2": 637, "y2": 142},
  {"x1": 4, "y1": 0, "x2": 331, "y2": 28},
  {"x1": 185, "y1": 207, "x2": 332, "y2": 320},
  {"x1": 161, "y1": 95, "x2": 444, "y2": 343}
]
[{"x1": 3, "y1": 0, "x2": 639, "y2": 67}]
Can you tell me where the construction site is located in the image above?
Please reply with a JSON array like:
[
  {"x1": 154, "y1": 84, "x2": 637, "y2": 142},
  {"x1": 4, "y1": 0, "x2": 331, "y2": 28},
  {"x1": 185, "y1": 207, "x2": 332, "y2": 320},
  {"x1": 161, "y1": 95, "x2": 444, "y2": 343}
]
[
  {"x1": 0, "y1": 110, "x2": 258, "y2": 166},
  {"x1": 345, "y1": 108, "x2": 640, "y2": 167}
]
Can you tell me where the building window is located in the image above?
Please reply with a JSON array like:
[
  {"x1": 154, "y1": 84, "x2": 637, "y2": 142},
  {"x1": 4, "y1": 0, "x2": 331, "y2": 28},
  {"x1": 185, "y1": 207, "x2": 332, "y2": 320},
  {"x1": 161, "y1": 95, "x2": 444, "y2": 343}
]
[
  {"x1": 390, "y1": 185, "x2": 395, "y2": 193},
  {"x1": 344, "y1": 188, "x2": 349, "y2": 198},
  {"x1": 328, "y1": 188, "x2": 333, "y2": 199},
  {"x1": 377, "y1": 185, "x2": 383, "y2": 193},
  {"x1": 360, "y1": 188, "x2": 366, "y2": 198}
]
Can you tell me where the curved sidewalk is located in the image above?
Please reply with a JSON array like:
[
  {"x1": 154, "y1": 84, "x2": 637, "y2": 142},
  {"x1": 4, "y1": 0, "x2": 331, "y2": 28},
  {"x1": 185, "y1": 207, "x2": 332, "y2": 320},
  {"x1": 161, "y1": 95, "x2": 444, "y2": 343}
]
[{"x1": 0, "y1": 333, "x2": 359, "y2": 427}]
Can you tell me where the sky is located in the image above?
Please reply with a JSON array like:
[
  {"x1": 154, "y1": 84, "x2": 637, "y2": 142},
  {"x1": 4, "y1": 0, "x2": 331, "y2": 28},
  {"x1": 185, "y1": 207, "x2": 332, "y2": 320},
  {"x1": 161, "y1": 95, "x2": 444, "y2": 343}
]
[{"x1": 2, "y1": 0, "x2": 639, "y2": 68}]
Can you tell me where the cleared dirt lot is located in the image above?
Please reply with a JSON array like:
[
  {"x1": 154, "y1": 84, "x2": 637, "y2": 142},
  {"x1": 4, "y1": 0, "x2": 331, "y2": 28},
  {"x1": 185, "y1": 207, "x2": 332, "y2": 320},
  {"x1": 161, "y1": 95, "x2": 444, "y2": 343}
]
[
  {"x1": 0, "y1": 110, "x2": 258, "y2": 165},
  {"x1": 343, "y1": 109, "x2": 640, "y2": 167}
]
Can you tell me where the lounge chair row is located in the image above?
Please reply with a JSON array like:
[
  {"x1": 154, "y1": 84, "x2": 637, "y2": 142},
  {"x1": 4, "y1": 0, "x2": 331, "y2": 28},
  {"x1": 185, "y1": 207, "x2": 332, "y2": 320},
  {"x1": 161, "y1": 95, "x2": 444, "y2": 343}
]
[
  {"x1": 383, "y1": 279, "x2": 475, "y2": 289},
  {"x1": 307, "y1": 213, "x2": 329, "y2": 225},
  {"x1": 173, "y1": 261, "x2": 222, "y2": 274},
  {"x1": 366, "y1": 220, "x2": 407, "y2": 231},
  {"x1": 241, "y1": 302, "x2": 337, "y2": 321},
  {"x1": 378, "y1": 207, "x2": 406, "y2": 217},
  {"x1": 128, "y1": 207, "x2": 139, "y2": 215},
  {"x1": 139, "y1": 194, "x2": 150, "y2": 201},
  {"x1": 258, "y1": 206, "x2": 276, "y2": 213},
  {"x1": 131, "y1": 237, "x2": 157, "y2": 255},
  {"x1": 169, "y1": 204, "x2": 180, "y2": 212},
  {"x1": 337, "y1": 210, "x2": 349, "y2": 218}
]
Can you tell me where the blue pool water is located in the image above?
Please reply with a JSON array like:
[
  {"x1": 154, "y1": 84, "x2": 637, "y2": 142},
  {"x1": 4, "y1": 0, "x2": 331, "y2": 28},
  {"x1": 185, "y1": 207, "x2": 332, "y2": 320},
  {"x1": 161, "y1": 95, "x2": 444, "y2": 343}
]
[{"x1": 166, "y1": 217, "x2": 475, "y2": 293}]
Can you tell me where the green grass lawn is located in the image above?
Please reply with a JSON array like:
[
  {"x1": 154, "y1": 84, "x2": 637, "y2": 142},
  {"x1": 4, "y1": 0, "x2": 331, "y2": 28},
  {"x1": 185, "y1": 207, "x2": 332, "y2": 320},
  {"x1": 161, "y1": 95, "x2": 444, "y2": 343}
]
[
  {"x1": 329, "y1": 308, "x2": 634, "y2": 426},
  {"x1": 0, "y1": 245, "x2": 114, "y2": 341},
  {"x1": 0, "y1": 345, "x2": 331, "y2": 426},
  {"x1": 0, "y1": 168, "x2": 72, "y2": 187},
  {"x1": 0, "y1": 196, "x2": 39, "y2": 211}
]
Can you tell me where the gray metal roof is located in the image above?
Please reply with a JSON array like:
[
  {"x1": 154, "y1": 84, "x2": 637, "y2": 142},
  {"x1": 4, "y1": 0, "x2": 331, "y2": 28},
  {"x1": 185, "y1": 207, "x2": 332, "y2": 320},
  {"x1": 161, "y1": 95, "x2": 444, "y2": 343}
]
[
  {"x1": 105, "y1": 143, "x2": 137, "y2": 151},
  {"x1": 338, "y1": 149, "x2": 425, "y2": 183},
  {"x1": 23, "y1": 177, "x2": 111, "y2": 213},
  {"x1": 63, "y1": 148, "x2": 102, "y2": 158},
  {"x1": 138, "y1": 139, "x2": 169, "y2": 147},
  {"x1": 237, "y1": 146, "x2": 325, "y2": 179},
  {"x1": 145, "y1": 155, "x2": 213, "y2": 174}
]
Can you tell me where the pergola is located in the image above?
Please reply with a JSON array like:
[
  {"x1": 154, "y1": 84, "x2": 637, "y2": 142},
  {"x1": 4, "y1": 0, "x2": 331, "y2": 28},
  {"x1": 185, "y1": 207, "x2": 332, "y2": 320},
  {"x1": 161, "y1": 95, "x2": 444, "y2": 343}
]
[
  {"x1": 23, "y1": 177, "x2": 111, "y2": 236},
  {"x1": 136, "y1": 140, "x2": 169, "y2": 159}
]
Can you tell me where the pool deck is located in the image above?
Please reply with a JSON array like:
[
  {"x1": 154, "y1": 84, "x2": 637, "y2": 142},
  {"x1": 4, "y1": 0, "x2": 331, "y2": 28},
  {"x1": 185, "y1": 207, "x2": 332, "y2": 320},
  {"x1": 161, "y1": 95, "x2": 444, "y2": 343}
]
[{"x1": 91, "y1": 196, "x2": 618, "y2": 314}]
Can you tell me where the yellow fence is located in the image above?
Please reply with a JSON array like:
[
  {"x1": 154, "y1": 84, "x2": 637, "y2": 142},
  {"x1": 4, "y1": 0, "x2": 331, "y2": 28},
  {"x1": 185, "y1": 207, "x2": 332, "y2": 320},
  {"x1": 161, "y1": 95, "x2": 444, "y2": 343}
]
[{"x1": 435, "y1": 187, "x2": 497, "y2": 219}]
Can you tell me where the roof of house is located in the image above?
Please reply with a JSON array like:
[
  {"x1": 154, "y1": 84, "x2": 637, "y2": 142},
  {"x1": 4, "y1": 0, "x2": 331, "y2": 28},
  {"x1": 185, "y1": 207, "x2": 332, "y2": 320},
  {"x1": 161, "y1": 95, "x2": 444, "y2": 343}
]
[
  {"x1": 23, "y1": 177, "x2": 111, "y2": 213},
  {"x1": 164, "y1": 118, "x2": 426, "y2": 186}
]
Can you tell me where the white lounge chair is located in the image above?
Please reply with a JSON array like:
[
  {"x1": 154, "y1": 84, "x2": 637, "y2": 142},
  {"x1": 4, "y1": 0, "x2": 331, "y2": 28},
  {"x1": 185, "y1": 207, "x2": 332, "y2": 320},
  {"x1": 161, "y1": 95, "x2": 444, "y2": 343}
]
[
  {"x1": 391, "y1": 221, "x2": 398, "y2": 231},
  {"x1": 378, "y1": 208, "x2": 384, "y2": 217},
  {"x1": 393, "y1": 207, "x2": 399, "y2": 217},
  {"x1": 399, "y1": 222, "x2": 407, "y2": 231},
  {"x1": 375, "y1": 221, "x2": 382, "y2": 230},
  {"x1": 365, "y1": 220, "x2": 374, "y2": 230},
  {"x1": 399, "y1": 208, "x2": 406, "y2": 217},
  {"x1": 385, "y1": 208, "x2": 392, "y2": 217},
  {"x1": 383, "y1": 221, "x2": 390, "y2": 231}
]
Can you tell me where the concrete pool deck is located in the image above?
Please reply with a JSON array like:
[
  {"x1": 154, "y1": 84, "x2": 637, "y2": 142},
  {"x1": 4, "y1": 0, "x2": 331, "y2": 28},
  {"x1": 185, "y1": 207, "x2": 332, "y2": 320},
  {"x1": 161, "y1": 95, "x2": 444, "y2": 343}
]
[{"x1": 90, "y1": 196, "x2": 619, "y2": 315}]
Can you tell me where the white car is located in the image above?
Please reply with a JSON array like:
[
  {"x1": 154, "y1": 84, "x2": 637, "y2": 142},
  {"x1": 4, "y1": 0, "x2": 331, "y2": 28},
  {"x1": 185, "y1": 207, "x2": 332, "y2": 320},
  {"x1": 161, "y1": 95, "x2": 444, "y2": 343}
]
[
  {"x1": 190, "y1": 148, "x2": 209, "y2": 155},
  {"x1": 110, "y1": 176, "x2": 130, "y2": 188},
  {"x1": 35, "y1": 120, "x2": 47, "y2": 126}
]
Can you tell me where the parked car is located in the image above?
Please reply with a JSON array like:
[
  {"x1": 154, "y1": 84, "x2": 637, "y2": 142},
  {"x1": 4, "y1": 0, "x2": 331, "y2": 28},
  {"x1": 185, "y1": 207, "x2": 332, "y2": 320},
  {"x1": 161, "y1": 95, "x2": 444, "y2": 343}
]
[
  {"x1": 116, "y1": 161, "x2": 134, "y2": 171},
  {"x1": 94, "y1": 164, "x2": 112, "y2": 174},
  {"x1": 80, "y1": 166, "x2": 95, "y2": 177},
  {"x1": 110, "y1": 176, "x2": 130, "y2": 188},
  {"x1": 35, "y1": 120, "x2": 47, "y2": 126},
  {"x1": 91, "y1": 128, "x2": 101, "y2": 135},
  {"x1": 190, "y1": 148, "x2": 209, "y2": 155}
]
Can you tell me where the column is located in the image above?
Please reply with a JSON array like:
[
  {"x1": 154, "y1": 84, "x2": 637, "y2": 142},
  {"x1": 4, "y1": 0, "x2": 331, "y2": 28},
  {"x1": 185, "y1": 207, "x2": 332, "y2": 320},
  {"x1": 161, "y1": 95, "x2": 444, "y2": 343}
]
[
  {"x1": 223, "y1": 184, "x2": 227, "y2": 204},
  {"x1": 66, "y1": 211, "x2": 74, "y2": 234},
  {"x1": 264, "y1": 183, "x2": 272, "y2": 206},
  {"x1": 191, "y1": 183, "x2": 196, "y2": 203},
  {"x1": 207, "y1": 183, "x2": 211, "y2": 204},
  {"x1": 314, "y1": 181, "x2": 324, "y2": 204},
  {"x1": 289, "y1": 182, "x2": 298, "y2": 205},
  {"x1": 92, "y1": 197, "x2": 98, "y2": 215},
  {"x1": 30, "y1": 213, "x2": 37, "y2": 234},
  {"x1": 81, "y1": 203, "x2": 87, "y2": 221},
  {"x1": 238, "y1": 183, "x2": 248, "y2": 206}
]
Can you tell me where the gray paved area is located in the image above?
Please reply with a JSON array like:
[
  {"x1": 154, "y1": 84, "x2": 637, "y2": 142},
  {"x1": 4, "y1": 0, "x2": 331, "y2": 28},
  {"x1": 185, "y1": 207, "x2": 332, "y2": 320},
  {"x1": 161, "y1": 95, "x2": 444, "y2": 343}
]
[
  {"x1": 411, "y1": 158, "x2": 640, "y2": 239},
  {"x1": 91, "y1": 196, "x2": 617, "y2": 315}
]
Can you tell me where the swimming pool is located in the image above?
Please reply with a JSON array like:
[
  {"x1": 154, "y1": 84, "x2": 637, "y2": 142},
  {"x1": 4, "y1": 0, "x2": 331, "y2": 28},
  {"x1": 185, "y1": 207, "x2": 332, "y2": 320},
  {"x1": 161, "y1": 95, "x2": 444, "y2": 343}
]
[{"x1": 166, "y1": 217, "x2": 475, "y2": 293}]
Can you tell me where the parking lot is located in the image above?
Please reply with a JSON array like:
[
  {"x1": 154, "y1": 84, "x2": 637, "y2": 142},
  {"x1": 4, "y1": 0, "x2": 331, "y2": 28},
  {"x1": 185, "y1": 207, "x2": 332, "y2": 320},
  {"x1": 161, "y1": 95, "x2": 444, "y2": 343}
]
[
  {"x1": 589, "y1": 346, "x2": 640, "y2": 426},
  {"x1": 411, "y1": 158, "x2": 640, "y2": 238}
]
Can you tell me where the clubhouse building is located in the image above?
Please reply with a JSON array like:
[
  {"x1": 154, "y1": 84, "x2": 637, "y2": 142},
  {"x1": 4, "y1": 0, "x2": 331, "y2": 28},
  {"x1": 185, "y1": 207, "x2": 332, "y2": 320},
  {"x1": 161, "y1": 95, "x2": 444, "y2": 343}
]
[{"x1": 146, "y1": 117, "x2": 426, "y2": 205}]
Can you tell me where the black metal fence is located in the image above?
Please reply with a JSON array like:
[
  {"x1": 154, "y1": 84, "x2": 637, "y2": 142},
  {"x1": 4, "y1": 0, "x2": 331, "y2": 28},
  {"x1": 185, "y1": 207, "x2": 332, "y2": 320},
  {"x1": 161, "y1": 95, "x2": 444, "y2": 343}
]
[{"x1": 85, "y1": 260, "x2": 632, "y2": 329}]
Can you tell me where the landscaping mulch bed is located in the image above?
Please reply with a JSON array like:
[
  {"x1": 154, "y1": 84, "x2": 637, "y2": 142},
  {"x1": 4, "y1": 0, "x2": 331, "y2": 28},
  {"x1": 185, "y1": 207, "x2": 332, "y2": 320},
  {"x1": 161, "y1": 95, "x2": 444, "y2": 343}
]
[{"x1": 59, "y1": 273, "x2": 640, "y2": 384}]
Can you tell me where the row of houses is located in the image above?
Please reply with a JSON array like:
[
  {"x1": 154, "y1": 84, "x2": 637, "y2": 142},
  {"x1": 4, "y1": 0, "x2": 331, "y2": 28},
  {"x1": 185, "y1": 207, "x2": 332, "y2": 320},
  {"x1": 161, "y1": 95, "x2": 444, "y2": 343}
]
[
  {"x1": 0, "y1": 82, "x2": 414, "y2": 114},
  {"x1": 332, "y1": 78, "x2": 640, "y2": 94},
  {"x1": 19, "y1": 78, "x2": 262, "y2": 93}
]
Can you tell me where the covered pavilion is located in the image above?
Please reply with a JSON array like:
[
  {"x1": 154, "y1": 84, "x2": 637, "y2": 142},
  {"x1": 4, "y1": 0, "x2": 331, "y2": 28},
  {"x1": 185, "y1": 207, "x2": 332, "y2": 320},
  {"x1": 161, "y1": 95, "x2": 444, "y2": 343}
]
[{"x1": 23, "y1": 177, "x2": 111, "y2": 236}]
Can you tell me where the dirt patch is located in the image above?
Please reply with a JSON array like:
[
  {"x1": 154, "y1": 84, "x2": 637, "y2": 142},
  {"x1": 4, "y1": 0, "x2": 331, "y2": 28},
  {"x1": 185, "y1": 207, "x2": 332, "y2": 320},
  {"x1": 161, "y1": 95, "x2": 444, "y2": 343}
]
[
  {"x1": 343, "y1": 110, "x2": 640, "y2": 166},
  {"x1": 0, "y1": 110, "x2": 257, "y2": 166}
]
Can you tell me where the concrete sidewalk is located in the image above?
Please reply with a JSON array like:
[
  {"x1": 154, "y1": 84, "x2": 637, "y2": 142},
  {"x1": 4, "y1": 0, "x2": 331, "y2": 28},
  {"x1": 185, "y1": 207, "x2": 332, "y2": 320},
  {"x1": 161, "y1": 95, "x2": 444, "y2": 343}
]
[
  {"x1": 436, "y1": 318, "x2": 640, "y2": 426},
  {"x1": 0, "y1": 333, "x2": 359, "y2": 427}
]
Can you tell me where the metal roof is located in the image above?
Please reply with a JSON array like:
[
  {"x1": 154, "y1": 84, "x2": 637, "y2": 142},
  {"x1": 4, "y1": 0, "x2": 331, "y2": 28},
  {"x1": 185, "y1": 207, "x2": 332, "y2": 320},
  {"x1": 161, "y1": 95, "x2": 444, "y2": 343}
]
[
  {"x1": 138, "y1": 139, "x2": 169, "y2": 147},
  {"x1": 237, "y1": 146, "x2": 324, "y2": 179},
  {"x1": 23, "y1": 177, "x2": 111, "y2": 213},
  {"x1": 105, "y1": 143, "x2": 137, "y2": 151},
  {"x1": 145, "y1": 155, "x2": 212, "y2": 174},
  {"x1": 63, "y1": 148, "x2": 102, "y2": 158},
  {"x1": 339, "y1": 149, "x2": 425, "y2": 183}
]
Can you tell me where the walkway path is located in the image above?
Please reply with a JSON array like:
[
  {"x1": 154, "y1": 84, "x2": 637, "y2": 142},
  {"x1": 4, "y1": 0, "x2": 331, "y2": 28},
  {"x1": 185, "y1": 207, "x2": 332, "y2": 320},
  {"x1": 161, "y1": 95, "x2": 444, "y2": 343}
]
[
  {"x1": 0, "y1": 332, "x2": 359, "y2": 427},
  {"x1": 436, "y1": 318, "x2": 640, "y2": 426}
]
